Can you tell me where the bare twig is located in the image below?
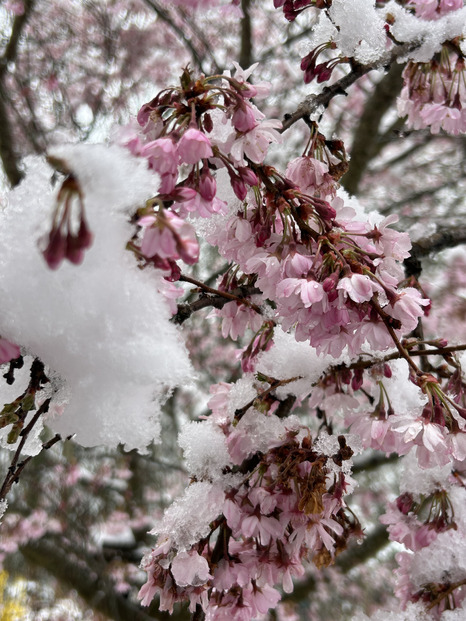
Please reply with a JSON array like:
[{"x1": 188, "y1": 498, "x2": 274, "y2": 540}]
[{"x1": 281, "y1": 44, "x2": 415, "y2": 133}]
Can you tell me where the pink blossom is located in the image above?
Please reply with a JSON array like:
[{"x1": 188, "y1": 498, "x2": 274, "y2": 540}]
[
  {"x1": 178, "y1": 128, "x2": 213, "y2": 164},
  {"x1": 171, "y1": 551, "x2": 212, "y2": 587},
  {"x1": 286, "y1": 156, "x2": 335, "y2": 197},
  {"x1": 230, "y1": 119, "x2": 282, "y2": 164},
  {"x1": 0, "y1": 338, "x2": 21, "y2": 364},
  {"x1": 232, "y1": 103, "x2": 257, "y2": 132},
  {"x1": 387, "y1": 288, "x2": 430, "y2": 333},
  {"x1": 337, "y1": 274, "x2": 382, "y2": 303},
  {"x1": 141, "y1": 138, "x2": 179, "y2": 174}
]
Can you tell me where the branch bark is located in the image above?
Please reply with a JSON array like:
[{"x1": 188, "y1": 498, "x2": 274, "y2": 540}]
[
  {"x1": 20, "y1": 535, "x2": 179, "y2": 621},
  {"x1": 341, "y1": 63, "x2": 404, "y2": 195},
  {"x1": 281, "y1": 44, "x2": 414, "y2": 133},
  {"x1": 142, "y1": 0, "x2": 207, "y2": 74},
  {"x1": 238, "y1": 0, "x2": 253, "y2": 69},
  {"x1": 0, "y1": 0, "x2": 36, "y2": 186}
]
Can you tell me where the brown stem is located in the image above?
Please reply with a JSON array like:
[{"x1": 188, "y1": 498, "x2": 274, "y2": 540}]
[
  {"x1": 0, "y1": 399, "x2": 58, "y2": 501},
  {"x1": 234, "y1": 376, "x2": 302, "y2": 421},
  {"x1": 281, "y1": 44, "x2": 416, "y2": 133},
  {"x1": 179, "y1": 274, "x2": 262, "y2": 312},
  {"x1": 370, "y1": 299, "x2": 421, "y2": 376}
]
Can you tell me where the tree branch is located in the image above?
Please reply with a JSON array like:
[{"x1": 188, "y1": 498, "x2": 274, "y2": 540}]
[
  {"x1": 281, "y1": 44, "x2": 414, "y2": 133},
  {"x1": 341, "y1": 63, "x2": 404, "y2": 195},
  {"x1": 238, "y1": 0, "x2": 253, "y2": 69},
  {"x1": 142, "y1": 0, "x2": 207, "y2": 74},
  {"x1": 411, "y1": 226, "x2": 466, "y2": 259},
  {"x1": 20, "y1": 535, "x2": 172, "y2": 621},
  {"x1": 0, "y1": 0, "x2": 36, "y2": 78}
]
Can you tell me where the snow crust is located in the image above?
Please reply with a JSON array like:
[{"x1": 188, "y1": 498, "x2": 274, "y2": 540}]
[
  {"x1": 400, "y1": 451, "x2": 452, "y2": 498},
  {"x1": 255, "y1": 330, "x2": 335, "y2": 399},
  {"x1": 385, "y1": 1, "x2": 466, "y2": 62},
  {"x1": 0, "y1": 146, "x2": 193, "y2": 451},
  {"x1": 178, "y1": 420, "x2": 230, "y2": 480},
  {"x1": 155, "y1": 481, "x2": 224, "y2": 551},
  {"x1": 329, "y1": 0, "x2": 386, "y2": 64}
]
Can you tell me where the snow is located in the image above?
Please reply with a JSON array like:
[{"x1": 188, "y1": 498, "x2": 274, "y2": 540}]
[
  {"x1": 178, "y1": 420, "x2": 230, "y2": 480},
  {"x1": 385, "y1": 2, "x2": 466, "y2": 63},
  {"x1": 410, "y1": 529, "x2": 466, "y2": 590},
  {"x1": 329, "y1": 0, "x2": 386, "y2": 64},
  {"x1": 383, "y1": 359, "x2": 427, "y2": 416},
  {"x1": 400, "y1": 451, "x2": 452, "y2": 498},
  {"x1": 155, "y1": 481, "x2": 225, "y2": 551},
  {"x1": 255, "y1": 330, "x2": 334, "y2": 399},
  {"x1": 0, "y1": 145, "x2": 193, "y2": 452},
  {"x1": 351, "y1": 602, "x2": 431, "y2": 620}
]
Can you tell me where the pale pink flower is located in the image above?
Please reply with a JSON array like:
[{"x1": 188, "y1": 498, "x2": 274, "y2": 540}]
[
  {"x1": 387, "y1": 288, "x2": 430, "y2": 333},
  {"x1": 171, "y1": 550, "x2": 212, "y2": 587},
  {"x1": 141, "y1": 138, "x2": 179, "y2": 174},
  {"x1": 232, "y1": 62, "x2": 271, "y2": 99},
  {"x1": 230, "y1": 119, "x2": 282, "y2": 164},
  {"x1": 337, "y1": 273, "x2": 382, "y2": 303},
  {"x1": 411, "y1": 0, "x2": 462, "y2": 19},
  {"x1": 178, "y1": 128, "x2": 213, "y2": 164},
  {"x1": 286, "y1": 156, "x2": 334, "y2": 197}
]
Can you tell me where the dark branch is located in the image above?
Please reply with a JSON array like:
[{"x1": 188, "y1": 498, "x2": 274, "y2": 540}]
[
  {"x1": 341, "y1": 62, "x2": 404, "y2": 195},
  {"x1": 281, "y1": 44, "x2": 415, "y2": 133},
  {"x1": 411, "y1": 225, "x2": 466, "y2": 258},
  {"x1": 142, "y1": 0, "x2": 207, "y2": 74},
  {"x1": 238, "y1": 0, "x2": 253, "y2": 70},
  {"x1": 0, "y1": 0, "x2": 36, "y2": 78},
  {"x1": 20, "y1": 535, "x2": 170, "y2": 621}
]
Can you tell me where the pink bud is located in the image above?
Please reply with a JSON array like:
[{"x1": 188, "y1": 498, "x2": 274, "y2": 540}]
[
  {"x1": 232, "y1": 103, "x2": 257, "y2": 132},
  {"x1": 41, "y1": 228, "x2": 67, "y2": 270},
  {"x1": 172, "y1": 187, "x2": 197, "y2": 202},
  {"x1": 231, "y1": 175, "x2": 247, "y2": 200},
  {"x1": 351, "y1": 368, "x2": 364, "y2": 391},
  {"x1": 199, "y1": 170, "x2": 216, "y2": 201},
  {"x1": 396, "y1": 493, "x2": 413, "y2": 515},
  {"x1": 238, "y1": 166, "x2": 258, "y2": 186}
]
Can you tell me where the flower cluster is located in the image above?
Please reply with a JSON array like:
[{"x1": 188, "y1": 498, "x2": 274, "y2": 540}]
[
  {"x1": 139, "y1": 379, "x2": 361, "y2": 619},
  {"x1": 381, "y1": 454, "x2": 466, "y2": 617},
  {"x1": 208, "y1": 130, "x2": 428, "y2": 357},
  {"x1": 398, "y1": 50, "x2": 466, "y2": 135},
  {"x1": 114, "y1": 64, "x2": 281, "y2": 310}
]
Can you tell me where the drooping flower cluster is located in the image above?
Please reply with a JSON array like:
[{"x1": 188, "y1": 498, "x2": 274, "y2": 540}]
[
  {"x1": 274, "y1": 0, "x2": 466, "y2": 137},
  {"x1": 398, "y1": 50, "x2": 466, "y2": 135},
  {"x1": 139, "y1": 378, "x2": 362, "y2": 619},
  {"x1": 208, "y1": 125, "x2": 428, "y2": 358},
  {"x1": 381, "y1": 454, "x2": 466, "y2": 617}
]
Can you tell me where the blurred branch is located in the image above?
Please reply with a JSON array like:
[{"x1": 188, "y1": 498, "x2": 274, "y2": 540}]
[
  {"x1": 341, "y1": 63, "x2": 404, "y2": 195},
  {"x1": 0, "y1": 94, "x2": 24, "y2": 186},
  {"x1": 0, "y1": 0, "x2": 36, "y2": 186},
  {"x1": 178, "y1": 8, "x2": 222, "y2": 74},
  {"x1": 411, "y1": 225, "x2": 466, "y2": 258},
  {"x1": 239, "y1": 0, "x2": 253, "y2": 69},
  {"x1": 142, "y1": 0, "x2": 207, "y2": 73},
  {"x1": 0, "y1": 0, "x2": 36, "y2": 77},
  {"x1": 20, "y1": 535, "x2": 173, "y2": 621},
  {"x1": 352, "y1": 452, "x2": 399, "y2": 475}
]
